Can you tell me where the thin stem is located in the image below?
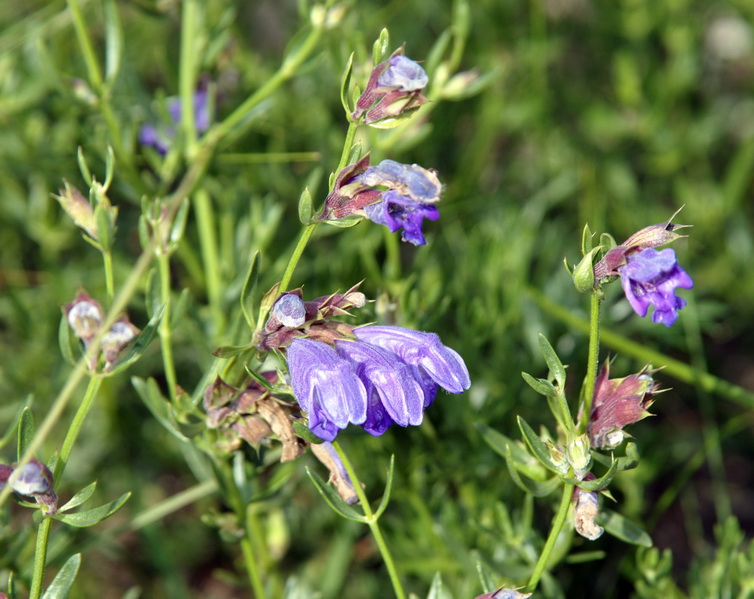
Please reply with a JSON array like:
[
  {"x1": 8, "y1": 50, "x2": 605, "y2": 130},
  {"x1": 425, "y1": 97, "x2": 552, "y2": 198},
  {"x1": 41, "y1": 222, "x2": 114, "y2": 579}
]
[
  {"x1": 526, "y1": 482, "x2": 573, "y2": 593},
  {"x1": 241, "y1": 504, "x2": 269, "y2": 599},
  {"x1": 29, "y1": 517, "x2": 53, "y2": 599},
  {"x1": 158, "y1": 252, "x2": 178, "y2": 403},
  {"x1": 579, "y1": 292, "x2": 602, "y2": 433},
  {"x1": 527, "y1": 287, "x2": 754, "y2": 409},
  {"x1": 194, "y1": 188, "x2": 226, "y2": 335},
  {"x1": 332, "y1": 442, "x2": 406, "y2": 599},
  {"x1": 179, "y1": 0, "x2": 199, "y2": 157},
  {"x1": 55, "y1": 376, "x2": 103, "y2": 481},
  {"x1": 102, "y1": 250, "x2": 115, "y2": 306}
]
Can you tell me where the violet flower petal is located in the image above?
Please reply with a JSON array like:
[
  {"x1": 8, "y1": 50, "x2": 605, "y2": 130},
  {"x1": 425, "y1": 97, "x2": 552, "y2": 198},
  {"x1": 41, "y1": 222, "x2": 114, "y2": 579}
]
[
  {"x1": 377, "y1": 55, "x2": 429, "y2": 91},
  {"x1": 287, "y1": 339, "x2": 368, "y2": 441},
  {"x1": 619, "y1": 248, "x2": 693, "y2": 327},
  {"x1": 365, "y1": 191, "x2": 440, "y2": 246},
  {"x1": 353, "y1": 326, "x2": 471, "y2": 393},
  {"x1": 336, "y1": 339, "x2": 426, "y2": 428}
]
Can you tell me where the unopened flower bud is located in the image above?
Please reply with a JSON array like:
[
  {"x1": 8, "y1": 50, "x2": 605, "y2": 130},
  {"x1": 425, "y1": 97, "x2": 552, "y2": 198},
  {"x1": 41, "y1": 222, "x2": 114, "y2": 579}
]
[
  {"x1": 271, "y1": 294, "x2": 307, "y2": 328},
  {"x1": 101, "y1": 317, "x2": 139, "y2": 371},
  {"x1": 9, "y1": 460, "x2": 53, "y2": 496},
  {"x1": 475, "y1": 587, "x2": 533, "y2": 599},
  {"x1": 566, "y1": 434, "x2": 592, "y2": 480},
  {"x1": 55, "y1": 181, "x2": 97, "y2": 239},
  {"x1": 545, "y1": 440, "x2": 570, "y2": 474},
  {"x1": 65, "y1": 291, "x2": 104, "y2": 342}
]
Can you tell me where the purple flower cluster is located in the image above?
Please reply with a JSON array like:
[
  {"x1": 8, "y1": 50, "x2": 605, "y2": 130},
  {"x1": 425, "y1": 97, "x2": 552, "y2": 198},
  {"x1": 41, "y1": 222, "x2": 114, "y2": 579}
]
[
  {"x1": 139, "y1": 89, "x2": 211, "y2": 155},
  {"x1": 288, "y1": 326, "x2": 470, "y2": 441},
  {"x1": 618, "y1": 248, "x2": 693, "y2": 327},
  {"x1": 323, "y1": 157, "x2": 443, "y2": 246}
]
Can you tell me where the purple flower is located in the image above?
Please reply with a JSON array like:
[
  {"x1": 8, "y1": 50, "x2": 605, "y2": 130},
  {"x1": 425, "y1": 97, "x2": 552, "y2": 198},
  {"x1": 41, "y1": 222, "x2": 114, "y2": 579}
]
[
  {"x1": 618, "y1": 248, "x2": 693, "y2": 326},
  {"x1": 287, "y1": 326, "x2": 470, "y2": 440},
  {"x1": 288, "y1": 338, "x2": 368, "y2": 442},
  {"x1": 376, "y1": 55, "x2": 429, "y2": 91},
  {"x1": 364, "y1": 190, "x2": 440, "y2": 246},
  {"x1": 139, "y1": 88, "x2": 211, "y2": 155},
  {"x1": 352, "y1": 48, "x2": 429, "y2": 126},
  {"x1": 353, "y1": 326, "x2": 471, "y2": 394}
]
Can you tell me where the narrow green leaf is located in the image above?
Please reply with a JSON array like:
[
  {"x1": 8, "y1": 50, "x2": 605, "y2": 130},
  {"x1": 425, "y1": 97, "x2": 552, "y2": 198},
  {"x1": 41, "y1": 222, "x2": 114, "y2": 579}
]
[
  {"x1": 59, "y1": 482, "x2": 97, "y2": 513},
  {"x1": 517, "y1": 416, "x2": 563, "y2": 475},
  {"x1": 504, "y1": 444, "x2": 560, "y2": 498},
  {"x1": 240, "y1": 251, "x2": 261, "y2": 328},
  {"x1": 372, "y1": 28, "x2": 390, "y2": 65},
  {"x1": 169, "y1": 198, "x2": 190, "y2": 247},
  {"x1": 107, "y1": 306, "x2": 164, "y2": 375},
  {"x1": 599, "y1": 509, "x2": 652, "y2": 547},
  {"x1": 58, "y1": 313, "x2": 77, "y2": 366},
  {"x1": 373, "y1": 455, "x2": 395, "y2": 519},
  {"x1": 0, "y1": 398, "x2": 32, "y2": 452},
  {"x1": 103, "y1": 0, "x2": 123, "y2": 83},
  {"x1": 55, "y1": 492, "x2": 131, "y2": 528},
  {"x1": 212, "y1": 343, "x2": 255, "y2": 358},
  {"x1": 564, "y1": 456, "x2": 619, "y2": 492},
  {"x1": 521, "y1": 371, "x2": 556, "y2": 398},
  {"x1": 132, "y1": 377, "x2": 189, "y2": 443},
  {"x1": 41, "y1": 553, "x2": 81, "y2": 599},
  {"x1": 17, "y1": 407, "x2": 35, "y2": 461},
  {"x1": 76, "y1": 147, "x2": 92, "y2": 186},
  {"x1": 305, "y1": 467, "x2": 366, "y2": 522},
  {"x1": 426, "y1": 29, "x2": 452, "y2": 76},
  {"x1": 322, "y1": 215, "x2": 362, "y2": 228},
  {"x1": 292, "y1": 421, "x2": 325, "y2": 445},
  {"x1": 592, "y1": 442, "x2": 640, "y2": 471},
  {"x1": 581, "y1": 223, "x2": 594, "y2": 254},
  {"x1": 340, "y1": 52, "x2": 354, "y2": 115},
  {"x1": 298, "y1": 186, "x2": 313, "y2": 225},
  {"x1": 538, "y1": 334, "x2": 566, "y2": 389},
  {"x1": 426, "y1": 572, "x2": 443, "y2": 599}
]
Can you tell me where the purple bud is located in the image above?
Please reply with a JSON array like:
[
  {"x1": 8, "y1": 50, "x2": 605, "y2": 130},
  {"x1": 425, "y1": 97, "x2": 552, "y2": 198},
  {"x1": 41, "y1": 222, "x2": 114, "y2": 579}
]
[
  {"x1": 65, "y1": 292, "x2": 104, "y2": 341},
  {"x1": 10, "y1": 459, "x2": 53, "y2": 496},
  {"x1": 272, "y1": 294, "x2": 307, "y2": 328},
  {"x1": 376, "y1": 55, "x2": 429, "y2": 91}
]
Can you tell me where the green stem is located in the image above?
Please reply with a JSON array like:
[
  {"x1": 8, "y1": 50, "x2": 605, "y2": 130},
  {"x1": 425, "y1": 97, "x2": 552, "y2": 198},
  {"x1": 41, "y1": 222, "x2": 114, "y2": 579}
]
[
  {"x1": 158, "y1": 252, "x2": 178, "y2": 402},
  {"x1": 526, "y1": 482, "x2": 573, "y2": 593},
  {"x1": 55, "y1": 376, "x2": 103, "y2": 481},
  {"x1": 194, "y1": 188, "x2": 226, "y2": 335},
  {"x1": 528, "y1": 287, "x2": 754, "y2": 409},
  {"x1": 103, "y1": 250, "x2": 115, "y2": 305},
  {"x1": 179, "y1": 0, "x2": 199, "y2": 157},
  {"x1": 29, "y1": 518, "x2": 53, "y2": 599},
  {"x1": 579, "y1": 292, "x2": 602, "y2": 433},
  {"x1": 332, "y1": 442, "x2": 406, "y2": 599},
  {"x1": 241, "y1": 505, "x2": 269, "y2": 599}
]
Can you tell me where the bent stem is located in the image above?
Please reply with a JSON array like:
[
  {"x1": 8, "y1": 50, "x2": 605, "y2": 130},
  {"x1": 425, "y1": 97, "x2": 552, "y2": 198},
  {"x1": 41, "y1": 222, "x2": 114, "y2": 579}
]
[
  {"x1": 526, "y1": 482, "x2": 574, "y2": 593},
  {"x1": 332, "y1": 441, "x2": 406, "y2": 599},
  {"x1": 579, "y1": 292, "x2": 602, "y2": 433}
]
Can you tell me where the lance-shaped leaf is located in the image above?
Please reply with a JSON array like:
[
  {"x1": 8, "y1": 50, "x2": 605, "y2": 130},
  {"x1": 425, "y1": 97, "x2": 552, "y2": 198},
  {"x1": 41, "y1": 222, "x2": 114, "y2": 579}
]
[
  {"x1": 41, "y1": 553, "x2": 81, "y2": 599},
  {"x1": 564, "y1": 456, "x2": 619, "y2": 492},
  {"x1": 17, "y1": 407, "x2": 34, "y2": 462},
  {"x1": 426, "y1": 572, "x2": 444, "y2": 599},
  {"x1": 292, "y1": 420, "x2": 325, "y2": 445},
  {"x1": 240, "y1": 251, "x2": 261, "y2": 328},
  {"x1": 305, "y1": 467, "x2": 367, "y2": 523},
  {"x1": 504, "y1": 444, "x2": 560, "y2": 498},
  {"x1": 476, "y1": 423, "x2": 548, "y2": 481},
  {"x1": 107, "y1": 307, "x2": 164, "y2": 376},
  {"x1": 59, "y1": 482, "x2": 97, "y2": 512},
  {"x1": 538, "y1": 334, "x2": 566, "y2": 390},
  {"x1": 373, "y1": 455, "x2": 395, "y2": 520},
  {"x1": 298, "y1": 186, "x2": 313, "y2": 225},
  {"x1": 517, "y1": 416, "x2": 565, "y2": 476},
  {"x1": 132, "y1": 377, "x2": 189, "y2": 443},
  {"x1": 598, "y1": 509, "x2": 652, "y2": 547},
  {"x1": 55, "y1": 491, "x2": 131, "y2": 527},
  {"x1": 340, "y1": 52, "x2": 355, "y2": 115},
  {"x1": 521, "y1": 372, "x2": 556, "y2": 398},
  {"x1": 592, "y1": 442, "x2": 640, "y2": 472},
  {"x1": 58, "y1": 314, "x2": 77, "y2": 366}
]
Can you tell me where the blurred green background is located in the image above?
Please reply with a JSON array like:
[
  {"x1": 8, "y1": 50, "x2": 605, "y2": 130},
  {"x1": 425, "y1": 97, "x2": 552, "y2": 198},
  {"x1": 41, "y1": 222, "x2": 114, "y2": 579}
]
[{"x1": 1, "y1": 0, "x2": 754, "y2": 597}]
